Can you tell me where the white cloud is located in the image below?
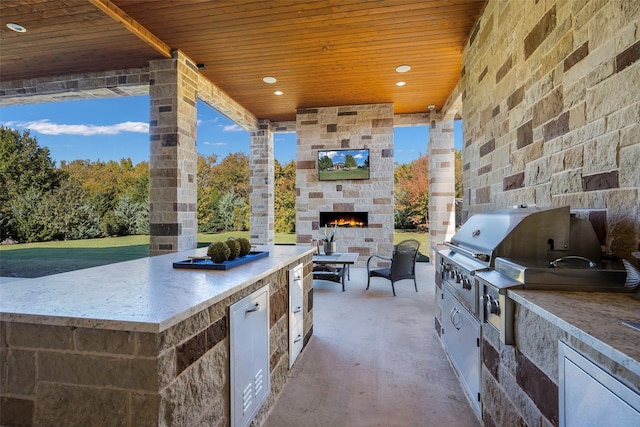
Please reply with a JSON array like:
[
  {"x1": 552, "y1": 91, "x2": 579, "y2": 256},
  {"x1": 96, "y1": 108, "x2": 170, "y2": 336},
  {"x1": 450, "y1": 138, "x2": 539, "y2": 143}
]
[
  {"x1": 3, "y1": 119, "x2": 149, "y2": 136},
  {"x1": 223, "y1": 124, "x2": 243, "y2": 132},
  {"x1": 203, "y1": 141, "x2": 227, "y2": 146}
]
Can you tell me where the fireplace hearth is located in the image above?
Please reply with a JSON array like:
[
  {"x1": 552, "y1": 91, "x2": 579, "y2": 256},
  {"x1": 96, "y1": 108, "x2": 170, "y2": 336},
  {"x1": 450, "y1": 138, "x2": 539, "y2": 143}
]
[{"x1": 320, "y1": 211, "x2": 368, "y2": 228}]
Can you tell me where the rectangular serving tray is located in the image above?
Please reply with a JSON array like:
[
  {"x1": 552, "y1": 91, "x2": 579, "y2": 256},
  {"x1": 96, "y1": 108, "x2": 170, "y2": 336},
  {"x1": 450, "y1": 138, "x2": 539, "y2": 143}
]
[{"x1": 173, "y1": 251, "x2": 269, "y2": 270}]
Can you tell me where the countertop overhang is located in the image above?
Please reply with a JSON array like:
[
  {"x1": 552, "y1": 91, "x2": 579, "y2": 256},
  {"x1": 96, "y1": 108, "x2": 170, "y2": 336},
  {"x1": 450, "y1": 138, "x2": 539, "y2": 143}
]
[
  {"x1": 0, "y1": 245, "x2": 315, "y2": 333},
  {"x1": 508, "y1": 288, "x2": 640, "y2": 377}
]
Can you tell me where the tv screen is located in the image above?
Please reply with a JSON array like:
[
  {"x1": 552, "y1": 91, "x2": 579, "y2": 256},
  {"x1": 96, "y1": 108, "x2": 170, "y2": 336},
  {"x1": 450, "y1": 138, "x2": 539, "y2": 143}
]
[{"x1": 318, "y1": 149, "x2": 370, "y2": 181}]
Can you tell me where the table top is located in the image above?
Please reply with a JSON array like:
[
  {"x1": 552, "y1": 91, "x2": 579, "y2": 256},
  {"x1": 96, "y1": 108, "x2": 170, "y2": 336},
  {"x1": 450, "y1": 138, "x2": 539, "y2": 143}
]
[{"x1": 313, "y1": 252, "x2": 359, "y2": 264}]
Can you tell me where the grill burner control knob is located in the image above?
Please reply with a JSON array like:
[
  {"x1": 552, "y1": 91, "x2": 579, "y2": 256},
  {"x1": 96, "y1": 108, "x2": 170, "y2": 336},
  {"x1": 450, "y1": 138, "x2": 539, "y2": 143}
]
[
  {"x1": 485, "y1": 295, "x2": 501, "y2": 315},
  {"x1": 455, "y1": 272, "x2": 462, "y2": 283},
  {"x1": 462, "y1": 277, "x2": 472, "y2": 290}
]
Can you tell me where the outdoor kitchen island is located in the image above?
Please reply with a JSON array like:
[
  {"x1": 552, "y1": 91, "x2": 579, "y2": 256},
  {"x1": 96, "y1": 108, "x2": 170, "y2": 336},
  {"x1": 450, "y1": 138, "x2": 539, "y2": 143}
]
[{"x1": 0, "y1": 244, "x2": 315, "y2": 427}]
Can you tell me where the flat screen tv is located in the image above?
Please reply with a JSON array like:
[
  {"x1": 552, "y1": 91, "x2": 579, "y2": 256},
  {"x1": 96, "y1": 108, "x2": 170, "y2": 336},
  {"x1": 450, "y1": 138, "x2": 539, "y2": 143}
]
[{"x1": 317, "y1": 148, "x2": 370, "y2": 181}]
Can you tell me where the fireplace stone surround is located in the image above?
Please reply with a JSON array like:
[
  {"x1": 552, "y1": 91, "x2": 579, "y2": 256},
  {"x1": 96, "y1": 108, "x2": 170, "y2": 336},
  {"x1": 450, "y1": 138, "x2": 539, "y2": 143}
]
[{"x1": 295, "y1": 103, "x2": 395, "y2": 268}]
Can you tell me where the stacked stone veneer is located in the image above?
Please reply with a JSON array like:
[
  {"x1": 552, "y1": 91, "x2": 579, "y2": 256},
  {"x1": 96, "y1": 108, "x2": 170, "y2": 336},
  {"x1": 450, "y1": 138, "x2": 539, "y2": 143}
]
[
  {"x1": 250, "y1": 120, "x2": 275, "y2": 245},
  {"x1": 295, "y1": 104, "x2": 395, "y2": 268},
  {"x1": 0, "y1": 255, "x2": 314, "y2": 426},
  {"x1": 428, "y1": 112, "x2": 457, "y2": 260},
  {"x1": 148, "y1": 52, "x2": 199, "y2": 256},
  {"x1": 458, "y1": 0, "x2": 640, "y2": 259},
  {"x1": 0, "y1": 68, "x2": 150, "y2": 105}
]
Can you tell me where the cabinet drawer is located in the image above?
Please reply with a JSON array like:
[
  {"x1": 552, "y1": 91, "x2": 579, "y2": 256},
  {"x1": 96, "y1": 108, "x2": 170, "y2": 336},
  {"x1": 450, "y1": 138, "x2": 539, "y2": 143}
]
[
  {"x1": 290, "y1": 275, "x2": 303, "y2": 297},
  {"x1": 289, "y1": 320, "x2": 304, "y2": 364},
  {"x1": 290, "y1": 302, "x2": 303, "y2": 325}
]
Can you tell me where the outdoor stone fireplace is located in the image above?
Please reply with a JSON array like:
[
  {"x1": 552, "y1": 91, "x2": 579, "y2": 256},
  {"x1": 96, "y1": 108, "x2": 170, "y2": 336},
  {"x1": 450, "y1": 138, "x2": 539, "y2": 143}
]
[{"x1": 295, "y1": 103, "x2": 395, "y2": 268}]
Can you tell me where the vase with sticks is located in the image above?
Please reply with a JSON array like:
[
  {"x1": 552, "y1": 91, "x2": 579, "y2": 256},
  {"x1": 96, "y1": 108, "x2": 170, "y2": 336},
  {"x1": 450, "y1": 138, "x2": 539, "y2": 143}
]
[{"x1": 321, "y1": 224, "x2": 337, "y2": 255}]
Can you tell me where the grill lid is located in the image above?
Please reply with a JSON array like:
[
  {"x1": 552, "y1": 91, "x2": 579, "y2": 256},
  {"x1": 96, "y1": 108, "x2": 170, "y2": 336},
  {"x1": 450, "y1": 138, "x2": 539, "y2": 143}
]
[{"x1": 448, "y1": 206, "x2": 600, "y2": 267}]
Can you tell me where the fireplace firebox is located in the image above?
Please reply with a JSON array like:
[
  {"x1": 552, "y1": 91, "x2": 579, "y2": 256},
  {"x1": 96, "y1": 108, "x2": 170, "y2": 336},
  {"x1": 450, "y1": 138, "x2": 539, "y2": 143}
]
[{"x1": 319, "y1": 212, "x2": 368, "y2": 228}]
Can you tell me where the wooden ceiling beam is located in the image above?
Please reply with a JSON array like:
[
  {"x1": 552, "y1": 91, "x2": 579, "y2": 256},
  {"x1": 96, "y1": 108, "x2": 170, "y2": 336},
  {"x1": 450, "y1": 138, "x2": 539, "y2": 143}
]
[{"x1": 88, "y1": 0, "x2": 172, "y2": 58}]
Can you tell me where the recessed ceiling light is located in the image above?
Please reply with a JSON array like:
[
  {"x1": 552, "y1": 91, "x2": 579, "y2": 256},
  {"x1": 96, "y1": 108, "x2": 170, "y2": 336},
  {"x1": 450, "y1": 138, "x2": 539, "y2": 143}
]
[
  {"x1": 396, "y1": 81, "x2": 406, "y2": 86},
  {"x1": 263, "y1": 77, "x2": 277, "y2": 84},
  {"x1": 274, "y1": 90, "x2": 283, "y2": 96},
  {"x1": 396, "y1": 65, "x2": 411, "y2": 73},
  {"x1": 6, "y1": 23, "x2": 26, "y2": 33}
]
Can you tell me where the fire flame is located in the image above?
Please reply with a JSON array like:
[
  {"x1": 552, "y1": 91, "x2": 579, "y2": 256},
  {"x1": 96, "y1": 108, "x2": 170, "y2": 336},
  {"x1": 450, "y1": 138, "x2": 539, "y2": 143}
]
[{"x1": 326, "y1": 217, "x2": 366, "y2": 227}]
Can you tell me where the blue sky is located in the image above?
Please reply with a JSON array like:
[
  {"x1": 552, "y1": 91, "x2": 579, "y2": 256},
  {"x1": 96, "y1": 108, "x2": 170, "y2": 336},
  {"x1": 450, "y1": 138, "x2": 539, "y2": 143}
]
[{"x1": 0, "y1": 96, "x2": 461, "y2": 166}]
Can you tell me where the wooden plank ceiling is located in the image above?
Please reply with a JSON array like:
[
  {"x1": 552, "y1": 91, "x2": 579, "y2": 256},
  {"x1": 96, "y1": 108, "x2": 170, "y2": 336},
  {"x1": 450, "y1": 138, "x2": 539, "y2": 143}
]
[{"x1": 0, "y1": 0, "x2": 487, "y2": 122}]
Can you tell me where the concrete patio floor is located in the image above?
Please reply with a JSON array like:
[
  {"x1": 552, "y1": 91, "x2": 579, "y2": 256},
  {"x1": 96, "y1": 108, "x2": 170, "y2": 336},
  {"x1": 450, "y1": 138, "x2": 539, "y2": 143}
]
[{"x1": 264, "y1": 262, "x2": 482, "y2": 427}]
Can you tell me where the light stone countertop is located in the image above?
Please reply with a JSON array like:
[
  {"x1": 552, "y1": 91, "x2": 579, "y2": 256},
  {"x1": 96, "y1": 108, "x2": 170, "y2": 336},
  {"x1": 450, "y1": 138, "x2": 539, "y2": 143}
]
[
  {"x1": 0, "y1": 245, "x2": 314, "y2": 333},
  {"x1": 508, "y1": 288, "x2": 640, "y2": 376}
]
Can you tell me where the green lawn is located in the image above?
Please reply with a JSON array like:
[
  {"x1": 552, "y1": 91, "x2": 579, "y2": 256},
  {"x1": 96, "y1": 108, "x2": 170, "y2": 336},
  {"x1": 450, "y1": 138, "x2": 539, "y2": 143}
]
[
  {"x1": 0, "y1": 230, "x2": 428, "y2": 278},
  {"x1": 318, "y1": 168, "x2": 369, "y2": 180}
]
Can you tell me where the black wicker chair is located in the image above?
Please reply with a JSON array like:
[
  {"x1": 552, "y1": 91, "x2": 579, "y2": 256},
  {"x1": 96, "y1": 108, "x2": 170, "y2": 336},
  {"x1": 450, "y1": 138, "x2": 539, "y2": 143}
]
[{"x1": 366, "y1": 239, "x2": 421, "y2": 296}]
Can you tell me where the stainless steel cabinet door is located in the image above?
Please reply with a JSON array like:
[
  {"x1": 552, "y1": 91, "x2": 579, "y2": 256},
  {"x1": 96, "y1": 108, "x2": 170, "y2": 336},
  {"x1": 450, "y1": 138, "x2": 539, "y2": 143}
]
[
  {"x1": 230, "y1": 286, "x2": 270, "y2": 427},
  {"x1": 559, "y1": 342, "x2": 640, "y2": 427},
  {"x1": 441, "y1": 285, "x2": 481, "y2": 415}
]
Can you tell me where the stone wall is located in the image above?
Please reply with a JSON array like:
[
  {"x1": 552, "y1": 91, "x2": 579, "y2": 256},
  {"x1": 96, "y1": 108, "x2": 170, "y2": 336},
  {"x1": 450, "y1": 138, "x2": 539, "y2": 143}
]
[
  {"x1": 482, "y1": 310, "x2": 561, "y2": 427},
  {"x1": 295, "y1": 104, "x2": 395, "y2": 267},
  {"x1": 0, "y1": 255, "x2": 314, "y2": 426},
  {"x1": 459, "y1": 0, "x2": 640, "y2": 259},
  {"x1": 0, "y1": 68, "x2": 149, "y2": 104},
  {"x1": 249, "y1": 120, "x2": 275, "y2": 245},
  {"x1": 148, "y1": 52, "x2": 199, "y2": 256}
]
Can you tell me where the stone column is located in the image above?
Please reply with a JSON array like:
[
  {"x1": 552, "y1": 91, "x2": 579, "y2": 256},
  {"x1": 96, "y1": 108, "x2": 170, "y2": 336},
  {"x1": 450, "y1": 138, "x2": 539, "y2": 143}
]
[
  {"x1": 250, "y1": 120, "x2": 275, "y2": 245},
  {"x1": 148, "y1": 51, "x2": 198, "y2": 256},
  {"x1": 428, "y1": 111, "x2": 456, "y2": 260}
]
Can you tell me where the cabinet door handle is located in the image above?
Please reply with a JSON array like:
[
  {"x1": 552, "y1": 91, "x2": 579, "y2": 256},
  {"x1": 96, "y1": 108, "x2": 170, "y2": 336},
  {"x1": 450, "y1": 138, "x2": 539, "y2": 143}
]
[
  {"x1": 245, "y1": 303, "x2": 260, "y2": 314},
  {"x1": 293, "y1": 335, "x2": 302, "y2": 343},
  {"x1": 293, "y1": 306, "x2": 302, "y2": 314},
  {"x1": 450, "y1": 307, "x2": 463, "y2": 330}
]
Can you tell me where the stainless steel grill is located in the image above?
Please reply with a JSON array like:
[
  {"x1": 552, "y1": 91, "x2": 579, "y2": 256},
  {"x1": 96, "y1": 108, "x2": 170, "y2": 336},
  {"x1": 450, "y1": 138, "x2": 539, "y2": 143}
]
[{"x1": 437, "y1": 205, "x2": 636, "y2": 348}]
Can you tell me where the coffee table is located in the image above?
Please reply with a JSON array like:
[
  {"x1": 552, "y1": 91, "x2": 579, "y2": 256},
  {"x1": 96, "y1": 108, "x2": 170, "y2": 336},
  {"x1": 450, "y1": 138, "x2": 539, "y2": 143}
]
[{"x1": 312, "y1": 252, "x2": 359, "y2": 291}]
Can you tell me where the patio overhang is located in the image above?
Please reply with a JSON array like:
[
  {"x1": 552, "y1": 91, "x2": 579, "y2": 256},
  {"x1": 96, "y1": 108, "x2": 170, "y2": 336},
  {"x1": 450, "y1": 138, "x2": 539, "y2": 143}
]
[{"x1": 0, "y1": 0, "x2": 487, "y2": 122}]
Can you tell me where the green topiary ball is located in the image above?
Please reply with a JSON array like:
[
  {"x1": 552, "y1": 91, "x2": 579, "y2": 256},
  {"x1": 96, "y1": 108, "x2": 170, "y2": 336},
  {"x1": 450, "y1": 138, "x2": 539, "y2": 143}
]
[
  {"x1": 207, "y1": 241, "x2": 230, "y2": 263},
  {"x1": 226, "y1": 238, "x2": 241, "y2": 260},
  {"x1": 237, "y1": 237, "x2": 252, "y2": 257}
]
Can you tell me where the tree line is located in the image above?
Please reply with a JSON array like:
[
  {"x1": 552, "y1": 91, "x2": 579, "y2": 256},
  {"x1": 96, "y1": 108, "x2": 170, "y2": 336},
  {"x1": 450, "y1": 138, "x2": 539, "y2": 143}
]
[
  {"x1": 0, "y1": 127, "x2": 297, "y2": 243},
  {"x1": 394, "y1": 151, "x2": 462, "y2": 229},
  {"x1": 1, "y1": 126, "x2": 459, "y2": 244}
]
